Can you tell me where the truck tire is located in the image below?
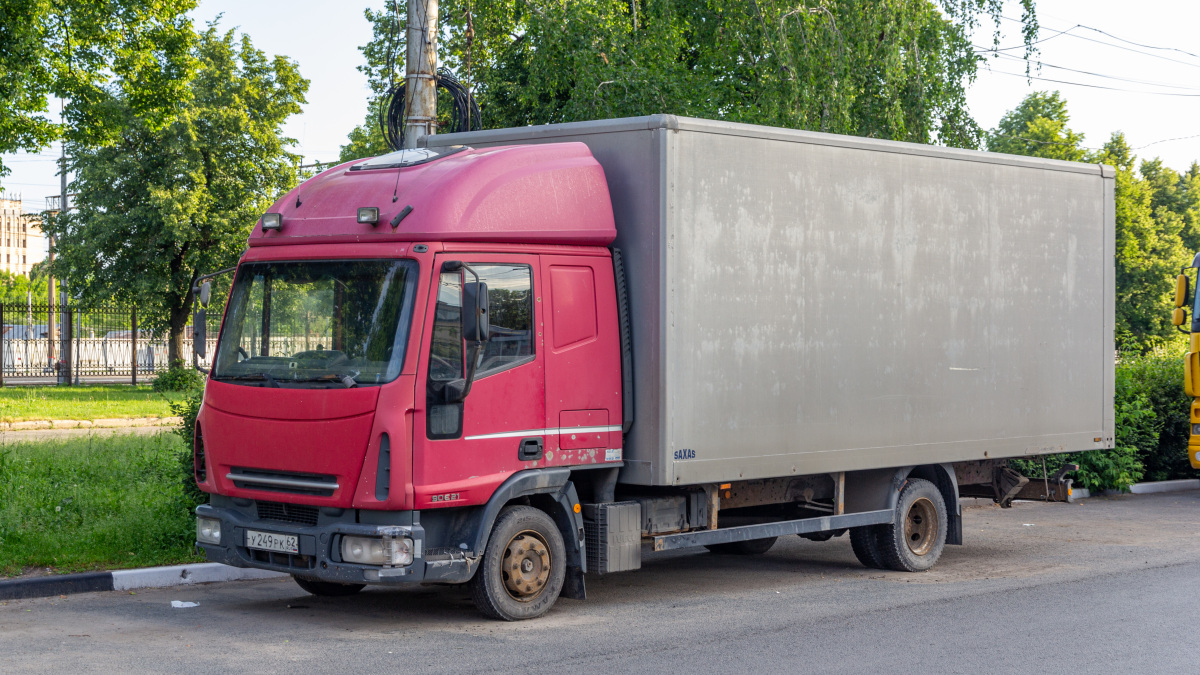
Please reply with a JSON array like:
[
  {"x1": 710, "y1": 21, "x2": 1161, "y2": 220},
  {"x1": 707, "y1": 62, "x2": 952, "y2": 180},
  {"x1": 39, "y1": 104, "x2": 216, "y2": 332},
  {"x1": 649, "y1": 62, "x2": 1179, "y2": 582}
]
[
  {"x1": 705, "y1": 537, "x2": 777, "y2": 555},
  {"x1": 849, "y1": 526, "x2": 886, "y2": 569},
  {"x1": 292, "y1": 575, "x2": 365, "y2": 597},
  {"x1": 876, "y1": 478, "x2": 948, "y2": 572},
  {"x1": 469, "y1": 505, "x2": 566, "y2": 621}
]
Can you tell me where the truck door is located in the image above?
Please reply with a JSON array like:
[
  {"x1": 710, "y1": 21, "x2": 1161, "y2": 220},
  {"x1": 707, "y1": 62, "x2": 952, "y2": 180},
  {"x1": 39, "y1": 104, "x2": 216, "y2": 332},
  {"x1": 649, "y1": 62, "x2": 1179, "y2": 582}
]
[
  {"x1": 411, "y1": 254, "x2": 545, "y2": 507},
  {"x1": 540, "y1": 254, "x2": 624, "y2": 465}
]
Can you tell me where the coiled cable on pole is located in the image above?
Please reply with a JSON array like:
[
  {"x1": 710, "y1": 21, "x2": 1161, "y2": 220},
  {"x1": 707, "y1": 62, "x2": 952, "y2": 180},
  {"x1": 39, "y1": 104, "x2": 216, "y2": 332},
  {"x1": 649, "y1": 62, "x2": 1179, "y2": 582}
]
[{"x1": 379, "y1": 69, "x2": 481, "y2": 151}]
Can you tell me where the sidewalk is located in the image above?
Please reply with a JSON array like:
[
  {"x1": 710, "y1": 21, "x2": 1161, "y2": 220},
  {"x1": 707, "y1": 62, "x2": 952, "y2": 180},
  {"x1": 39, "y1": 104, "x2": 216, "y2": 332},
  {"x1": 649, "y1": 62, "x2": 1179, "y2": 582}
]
[
  {"x1": 0, "y1": 563, "x2": 284, "y2": 601},
  {"x1": 0, "y1": 417, "x2": 181, "y2": 442}
]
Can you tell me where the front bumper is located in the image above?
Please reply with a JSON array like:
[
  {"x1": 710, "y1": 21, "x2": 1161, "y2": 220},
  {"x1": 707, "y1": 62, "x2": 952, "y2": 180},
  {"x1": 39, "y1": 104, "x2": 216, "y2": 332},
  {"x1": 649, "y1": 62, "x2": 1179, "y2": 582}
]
[{"x1": 195, "y1": 499, "x2": 478, "y2": 585}]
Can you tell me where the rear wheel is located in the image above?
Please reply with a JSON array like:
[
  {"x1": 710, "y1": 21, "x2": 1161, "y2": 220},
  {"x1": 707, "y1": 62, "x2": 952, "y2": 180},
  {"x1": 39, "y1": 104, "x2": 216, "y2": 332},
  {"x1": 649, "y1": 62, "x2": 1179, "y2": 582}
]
[
  {"x1": 877, "y1": 478, "x2": 948, "y2": 572},
  {"x1": 469, "y1": 506, "x2": 566, "y2": 621},
  {"x1": 849, "y1": 526, "x2": 886, "y2": 569},
  {"x1": 292, "y1": 575, "x2": 365, "y2": 597},
  {"x1": 705, "y1": 536, "x2": 778, "y2": 555}
]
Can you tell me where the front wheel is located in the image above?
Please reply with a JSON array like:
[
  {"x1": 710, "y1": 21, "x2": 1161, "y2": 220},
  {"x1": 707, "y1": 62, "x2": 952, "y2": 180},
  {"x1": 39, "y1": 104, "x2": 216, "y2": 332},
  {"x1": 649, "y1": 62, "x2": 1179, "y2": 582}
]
[{"x1": 469, "y1": 506, "x2": 566, "y2": 621}]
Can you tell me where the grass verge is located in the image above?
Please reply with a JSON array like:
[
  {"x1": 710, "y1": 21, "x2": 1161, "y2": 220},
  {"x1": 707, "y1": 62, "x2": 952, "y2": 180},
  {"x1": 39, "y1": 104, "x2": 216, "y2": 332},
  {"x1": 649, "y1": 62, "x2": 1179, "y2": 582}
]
[
  {"x1": 0, "y1": 432, "x2": 204, "y2": 577},
  {"x1": 0, "y1": 385, "x2": 184, "y2": 423}
]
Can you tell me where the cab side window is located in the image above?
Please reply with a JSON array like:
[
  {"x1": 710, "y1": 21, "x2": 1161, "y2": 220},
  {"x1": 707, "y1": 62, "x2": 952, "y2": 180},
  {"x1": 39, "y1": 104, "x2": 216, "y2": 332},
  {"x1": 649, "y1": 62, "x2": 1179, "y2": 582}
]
[
  {"x1": 474, "y1": 264, "x2": 534, "y2": 378},
  {"x1": 427, "y1": 271, "x2": 464, "y2": 439}
]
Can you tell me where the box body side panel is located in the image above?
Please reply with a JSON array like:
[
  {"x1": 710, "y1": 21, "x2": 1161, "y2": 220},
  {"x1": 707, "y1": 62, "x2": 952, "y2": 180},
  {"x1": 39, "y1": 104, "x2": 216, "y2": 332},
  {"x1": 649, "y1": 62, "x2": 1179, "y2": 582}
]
[{"x1": 665, "y1": 129, "x2": 1112, "y2": 484}]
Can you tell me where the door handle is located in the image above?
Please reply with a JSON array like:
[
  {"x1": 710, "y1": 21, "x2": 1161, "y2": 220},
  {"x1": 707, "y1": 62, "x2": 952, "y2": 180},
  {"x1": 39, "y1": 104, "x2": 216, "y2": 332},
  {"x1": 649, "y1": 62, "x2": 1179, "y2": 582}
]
[{"x1": 518, "y1": 437, "x2": 544, "y2": 461}]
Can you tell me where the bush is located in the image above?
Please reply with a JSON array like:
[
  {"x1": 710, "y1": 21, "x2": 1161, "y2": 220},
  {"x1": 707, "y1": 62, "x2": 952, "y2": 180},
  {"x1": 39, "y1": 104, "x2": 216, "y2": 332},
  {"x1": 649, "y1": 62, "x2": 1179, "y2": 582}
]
[
  {"x1": 152, "y1": 362, "x2": 205, "y2": 393},
  {"x1": 1116, "y1": 348, "x2": 1193, "y2": 481},
  {"x1": 170, "y1": 387, "x2": 207, "y2": 508}
]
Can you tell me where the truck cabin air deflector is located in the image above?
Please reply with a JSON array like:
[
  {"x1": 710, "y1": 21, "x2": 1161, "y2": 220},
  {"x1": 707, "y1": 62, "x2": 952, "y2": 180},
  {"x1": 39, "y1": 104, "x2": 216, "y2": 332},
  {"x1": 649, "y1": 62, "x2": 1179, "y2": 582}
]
[{"x1": 249, "y1": 142, "x2": 616, "y2": 247}]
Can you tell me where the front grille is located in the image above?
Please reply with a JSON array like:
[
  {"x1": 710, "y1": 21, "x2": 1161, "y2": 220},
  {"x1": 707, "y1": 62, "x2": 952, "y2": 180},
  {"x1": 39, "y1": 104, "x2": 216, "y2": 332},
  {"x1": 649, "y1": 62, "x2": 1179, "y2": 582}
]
[
  {"x1": 249, "y1": 549, "x2": 316, "y2": 570},
  {"x1": 228, "y1": 467, "x2": 339, "y2": 497},
  {"x1": 256, "y1": 501, "x2": 320, "y2": 526}
]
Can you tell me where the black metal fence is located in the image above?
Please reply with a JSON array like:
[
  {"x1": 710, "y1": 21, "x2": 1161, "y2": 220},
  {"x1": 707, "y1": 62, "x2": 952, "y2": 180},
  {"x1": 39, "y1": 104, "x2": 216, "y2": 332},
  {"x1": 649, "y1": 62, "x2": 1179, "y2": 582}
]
[{"x1": 0, "y1": 302, "x2": 220, "y2": 385}]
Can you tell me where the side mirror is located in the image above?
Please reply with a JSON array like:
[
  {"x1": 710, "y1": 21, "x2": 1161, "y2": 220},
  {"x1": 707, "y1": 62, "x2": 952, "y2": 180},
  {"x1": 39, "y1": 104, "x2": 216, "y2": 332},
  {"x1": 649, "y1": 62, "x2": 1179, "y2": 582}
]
[
  {"x1": 199, "y1": 281, "x2": 212, "y2": 308},
  {"x1": 193, "y1": 308, "x2": 207, "y2": 358},
  {"x1": 463, "y1": 281, "x2": 490, "y2": 343},
  {"x1": 1175, "y1": 274, "x2": 1190, "y2": 309},
  {"x1": 1173, "y1": 307, "x2": 1187, "y2": 327}
]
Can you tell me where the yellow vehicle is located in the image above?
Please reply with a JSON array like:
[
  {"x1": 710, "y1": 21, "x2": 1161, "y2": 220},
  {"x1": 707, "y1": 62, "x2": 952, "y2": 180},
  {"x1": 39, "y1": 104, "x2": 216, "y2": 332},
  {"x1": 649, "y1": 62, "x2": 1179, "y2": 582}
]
[{"x1": 1172, "y1": 257, "x2": 1200, "y2": 469}]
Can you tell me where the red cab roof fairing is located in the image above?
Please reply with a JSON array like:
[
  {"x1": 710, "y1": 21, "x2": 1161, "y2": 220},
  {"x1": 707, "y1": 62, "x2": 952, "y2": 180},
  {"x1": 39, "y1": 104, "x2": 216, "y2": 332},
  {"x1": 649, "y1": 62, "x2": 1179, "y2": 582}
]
[{"x1": 249, "y1": 143, "x2": 617, "y2": 247}]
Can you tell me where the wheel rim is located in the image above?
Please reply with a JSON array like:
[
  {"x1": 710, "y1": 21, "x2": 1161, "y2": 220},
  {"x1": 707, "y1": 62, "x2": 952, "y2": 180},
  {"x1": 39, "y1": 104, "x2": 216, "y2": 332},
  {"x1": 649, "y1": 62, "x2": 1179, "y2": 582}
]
[
  {"x1": 904, "y1": 497, "x2": 938, "y2": 557},
  {"x1": 501, "y1": 530, "x2": 551, "y2": 602}
]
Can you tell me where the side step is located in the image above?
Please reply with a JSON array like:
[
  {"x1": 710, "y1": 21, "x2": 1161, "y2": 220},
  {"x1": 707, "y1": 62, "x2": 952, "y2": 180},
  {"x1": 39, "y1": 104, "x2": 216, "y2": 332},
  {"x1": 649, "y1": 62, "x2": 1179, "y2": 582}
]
[{"x1": 652, "y1": 509, "x2": 893, "y2": 552}]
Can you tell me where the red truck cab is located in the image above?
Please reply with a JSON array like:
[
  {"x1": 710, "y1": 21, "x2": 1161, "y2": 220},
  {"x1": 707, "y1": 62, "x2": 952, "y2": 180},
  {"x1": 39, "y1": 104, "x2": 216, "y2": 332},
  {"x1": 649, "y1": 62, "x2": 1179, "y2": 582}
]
[{"x1": 193, "y1": 143, "x2": 625, "y2": 619}]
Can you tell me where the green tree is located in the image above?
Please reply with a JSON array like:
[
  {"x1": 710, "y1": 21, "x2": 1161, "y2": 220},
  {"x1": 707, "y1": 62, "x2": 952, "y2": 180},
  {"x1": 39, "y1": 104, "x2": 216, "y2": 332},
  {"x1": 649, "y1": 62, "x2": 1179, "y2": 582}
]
[
  {"x1": 986, "y1": 90, "x2": 1085, "y2": 161},
  {"x1": 0, "y1": 0, "x2": 197, "y2": 182},
  {"x1": 44, "y1": 24, "x2": 309, "y2": 365},
  {"x1": 1092, "y1": 133, "x2": 1190, "y2": 348},
  {"x1": 0, "y1": 268, "x2": 47, "y2": 305},
  {"x1": 1181, "y1": 163, "x2": 1200, "y2": 253},
  {"x1": 341, "y1": 1, "x2": 1037, "y2": 161}
]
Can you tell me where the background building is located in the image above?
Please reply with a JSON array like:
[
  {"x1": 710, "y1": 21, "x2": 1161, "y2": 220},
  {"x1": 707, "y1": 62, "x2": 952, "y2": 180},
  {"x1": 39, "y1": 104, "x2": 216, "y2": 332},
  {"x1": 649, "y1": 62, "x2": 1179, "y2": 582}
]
[{"x1": 0, "y1": 192, "x2": 47, "y2": 276}]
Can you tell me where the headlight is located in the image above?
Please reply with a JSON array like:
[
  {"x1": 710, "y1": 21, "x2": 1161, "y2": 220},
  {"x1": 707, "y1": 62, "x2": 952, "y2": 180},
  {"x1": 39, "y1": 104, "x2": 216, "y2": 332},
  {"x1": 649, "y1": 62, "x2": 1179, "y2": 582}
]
[
  {"x1": 1191, "y1": 424, "x2": 1200, "y2": 435},
  {"x1": 341, "y1": 535, "x2": 413, "y2": 566},
  {"x1": 196, "y1": 517, "x2": 222, "y2": 544},
  {"x1": 342, "y1": 536, "x2": 387, "y2": 565}
]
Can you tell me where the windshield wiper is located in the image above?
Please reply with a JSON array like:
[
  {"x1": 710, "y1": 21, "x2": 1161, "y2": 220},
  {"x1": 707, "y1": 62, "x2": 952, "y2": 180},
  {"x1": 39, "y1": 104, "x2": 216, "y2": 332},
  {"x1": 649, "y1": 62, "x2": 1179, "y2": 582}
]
[
  {"x1": 285, "y1": 373, "x2": 359, "y2": 388},
  {"x1": 214, "y1": 373, "x2": 281, "y2": 388}
]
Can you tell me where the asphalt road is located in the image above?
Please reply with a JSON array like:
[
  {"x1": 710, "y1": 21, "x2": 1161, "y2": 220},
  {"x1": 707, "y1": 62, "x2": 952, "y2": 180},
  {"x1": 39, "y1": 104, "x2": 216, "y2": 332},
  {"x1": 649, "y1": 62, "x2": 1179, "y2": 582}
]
[{"x1": 3, "y1": 491, "x2": 1200, "y2": 674}]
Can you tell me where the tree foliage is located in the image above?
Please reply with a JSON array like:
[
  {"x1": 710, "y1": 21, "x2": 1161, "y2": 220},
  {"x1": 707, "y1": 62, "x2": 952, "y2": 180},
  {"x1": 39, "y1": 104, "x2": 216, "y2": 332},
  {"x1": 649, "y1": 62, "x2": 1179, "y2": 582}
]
[
  {"x1": 43, "y1": 24, "x2": 308, "y2": 365},
  {"x1": 0, "y1": 0, "x2": 197, "y2": 182},
  {"x1": 0, "y1": 268, "x2": 48, "y2": 305},
  {"x1": 986, "y1": 90, "x2": 1085, "y2": 161},
  {"x1": 341, "y1": 0, "x2": 1037, "y2": 162}
]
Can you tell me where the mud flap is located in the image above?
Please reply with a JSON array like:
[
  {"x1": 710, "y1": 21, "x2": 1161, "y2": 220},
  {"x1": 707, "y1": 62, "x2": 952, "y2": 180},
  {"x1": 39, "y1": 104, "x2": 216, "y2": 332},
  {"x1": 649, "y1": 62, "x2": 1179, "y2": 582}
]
[{"x1": 561, "y1": 566, "x2": 586, "y2": 600}]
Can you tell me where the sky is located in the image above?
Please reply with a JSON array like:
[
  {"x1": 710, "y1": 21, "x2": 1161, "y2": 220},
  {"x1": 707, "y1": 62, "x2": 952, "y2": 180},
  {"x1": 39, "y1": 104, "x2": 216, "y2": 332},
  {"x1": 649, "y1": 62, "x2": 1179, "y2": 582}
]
[{"x1": 2, "y1": 0, "x2": 1198, "y2": 216}]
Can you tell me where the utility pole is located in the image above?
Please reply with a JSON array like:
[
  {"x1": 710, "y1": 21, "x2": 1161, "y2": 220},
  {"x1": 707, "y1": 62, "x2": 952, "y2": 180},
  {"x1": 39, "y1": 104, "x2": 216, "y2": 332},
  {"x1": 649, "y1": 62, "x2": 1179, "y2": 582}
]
[
  {"x1": 56, "y1": 139, "x2": 70, "y2": 385},
  {"x1": 404, "y1": 0, "x2": 438, "y2": 149}
]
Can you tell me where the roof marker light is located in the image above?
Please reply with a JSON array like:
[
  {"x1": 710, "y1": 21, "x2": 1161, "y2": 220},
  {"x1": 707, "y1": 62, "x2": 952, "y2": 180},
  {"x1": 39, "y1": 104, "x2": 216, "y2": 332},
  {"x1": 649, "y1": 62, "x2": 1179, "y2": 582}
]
[
  {"x1": 358, "y1": 207, "x2": 380, "y2": 225},
  {"x1": 261, "y1": 213, "x2": 282, "y2": 231}
]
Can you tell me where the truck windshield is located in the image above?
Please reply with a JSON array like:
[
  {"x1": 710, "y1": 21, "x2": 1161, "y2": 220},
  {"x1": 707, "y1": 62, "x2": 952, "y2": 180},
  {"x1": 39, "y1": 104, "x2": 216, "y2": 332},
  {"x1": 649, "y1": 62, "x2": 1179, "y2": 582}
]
[{"x1": 212, "y1": 259, "x2": 419, "y2": 387}]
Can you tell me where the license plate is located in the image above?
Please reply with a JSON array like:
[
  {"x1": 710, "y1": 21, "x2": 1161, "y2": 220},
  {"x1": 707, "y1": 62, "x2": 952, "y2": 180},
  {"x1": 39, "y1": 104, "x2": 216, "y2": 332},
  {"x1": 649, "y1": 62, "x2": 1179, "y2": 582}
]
[{"x1": 245, "y1": 530, "x2": 299, "y2": 554}]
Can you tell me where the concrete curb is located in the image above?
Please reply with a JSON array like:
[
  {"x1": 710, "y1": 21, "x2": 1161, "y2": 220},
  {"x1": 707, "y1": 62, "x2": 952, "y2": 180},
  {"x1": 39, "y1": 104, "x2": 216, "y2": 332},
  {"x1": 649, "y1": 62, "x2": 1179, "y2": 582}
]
[
  {"x1": 1071, "y1": 479, "x2": 1199, "y2": 500},
  {"x1": 1129, "y1": 478, "x2": 1200, "y2": 494},
  {"x1": 0, "y1": 563, "x2": 285, "y2": 601},
  {"x1": 0, "y1": 417, "x2": 182, "y2": 432}
]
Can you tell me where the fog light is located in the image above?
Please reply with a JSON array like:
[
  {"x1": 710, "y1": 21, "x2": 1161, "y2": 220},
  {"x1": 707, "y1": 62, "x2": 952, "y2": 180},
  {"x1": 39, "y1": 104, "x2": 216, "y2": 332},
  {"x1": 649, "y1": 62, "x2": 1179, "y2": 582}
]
[
  {"x1": 357, "y1": 207, "x2": 380, "y2": 225},
  {"x1": 196, "y1": 517, "x2": 221, "y2": 545},
  {"x1": 341, "y1": 536, "x2": 387, "y2": 565},
  {"x1": 261, "y1": 212, "x2": 282, "y2": 231}
]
